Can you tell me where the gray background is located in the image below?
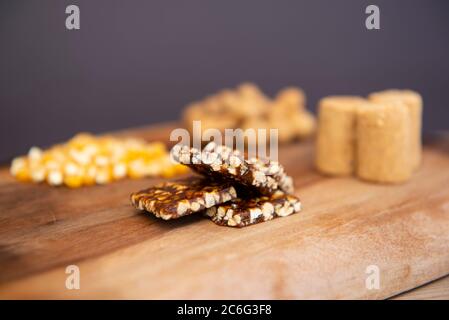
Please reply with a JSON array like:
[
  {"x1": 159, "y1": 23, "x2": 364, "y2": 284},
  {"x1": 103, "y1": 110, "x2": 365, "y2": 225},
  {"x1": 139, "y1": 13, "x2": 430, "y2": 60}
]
[{"x1": 1, "y1": 0, "x2": 448, "y2": 162}]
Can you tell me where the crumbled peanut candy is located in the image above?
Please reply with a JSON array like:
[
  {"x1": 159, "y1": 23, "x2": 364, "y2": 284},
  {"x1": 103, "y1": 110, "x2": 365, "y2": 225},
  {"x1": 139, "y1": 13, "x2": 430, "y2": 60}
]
[
  {"x1": 205, "y1": 192, "x2": 301, "y2": 228},
  {"x1": 130, "y1": 177, "x2": 237, "y2": 220},
  {"x1": 181, "y1": 83, "x2": 315, "y2": 144},
  {"x1": 172, "y1": 142, "x2": 294, "y2": 195}
]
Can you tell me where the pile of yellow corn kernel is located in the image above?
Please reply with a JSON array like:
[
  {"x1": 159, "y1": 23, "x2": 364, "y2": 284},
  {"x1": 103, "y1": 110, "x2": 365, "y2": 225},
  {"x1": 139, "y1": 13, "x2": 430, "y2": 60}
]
[{"x1": 9, "y1": 133, "x2": 189, "y2": 188}]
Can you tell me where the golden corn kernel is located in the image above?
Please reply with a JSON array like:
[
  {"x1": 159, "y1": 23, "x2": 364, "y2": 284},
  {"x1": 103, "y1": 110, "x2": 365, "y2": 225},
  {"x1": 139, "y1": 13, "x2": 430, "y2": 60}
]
[
  {"x1": 28, "y1": 146, "x2": 43, "y2": 162},
  {"x1": 147, "y1": 160, "x2": 165, "y2": 176},
  {"x1": 82, "y1": 144, "x2": 98, "y2": 157},
  {"x1": 161, "y1": 166, "x2": 176, "y2": 178},
  {"x1": 64, "y1": 174, "x2": 83, "y2": 188},
  {"x1": 49, "y1": 149, "x2": 67, "y2": 164},
  {"x1": 109, "y1": 145, "x2": 127, "y2": 162},
  {"x1": 44, "y1": 159, "x2": 60, "y2": 171},
  {"x1": 145, "y1": 142, "x2": 166, "y2": 159},
  {"x1": 41, "y1": 151, "x2": 54, "y2": 163},
  {"x1": 30, "y1": 166, "x2": 46, "y2": 183},
  {"x1": 112, "y1": 162, "x2": 127, "y2": 180},
  {"x1": 94, "y1": 155, "x2": 110, "y2": 167},
  {"x1": 15, "y1": 166, "x2": 31, "y2": 182},
  {"x1": 124, "y1": 138, "x2": 146, "y2": 149},
  {"x1": 64, "y1": 162, "x2": 82, "y2": 176},
  {"x1": 128, "y1": 160, "x2": 147, "y2": 179},
  {"x1": 47, "y1": 170, "x2": 63, "y2": 186},
  {"x1": 162, "y1": 163, "x2": 189, "y2": 178},
  {"x1": 69, "y1": 149, "x2": 91, "y2": 166},
  {"x1": 95, "y1": 168, "x2": 112, "y2": 184},
  {"x1": 174, "y1": 163, "x2": 189, "y2": 174},
  {"x1": 69, "y1": 133, "x2": 95, "y2": 148},
  {"x1": 124, "y1": 149, "x2": 143, "y2": 162},
  {"x1": 10, "y1": 157, "x2": 27, "y2": 176},
  {"x1": 83, "y1": 165, "x2": 97, "y2": 186}
]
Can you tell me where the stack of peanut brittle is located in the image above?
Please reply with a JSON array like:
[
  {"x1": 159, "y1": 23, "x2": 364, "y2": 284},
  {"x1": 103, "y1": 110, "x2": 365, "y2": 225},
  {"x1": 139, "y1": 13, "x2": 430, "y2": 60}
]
[{"x1": 130, "y1": 142, "x2": 301, "y2": 227}]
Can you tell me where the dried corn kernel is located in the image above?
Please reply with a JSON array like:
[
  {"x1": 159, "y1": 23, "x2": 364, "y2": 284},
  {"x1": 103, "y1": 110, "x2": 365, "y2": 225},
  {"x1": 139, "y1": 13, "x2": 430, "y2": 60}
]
[
  {"x1": 145, "y1": 160, "x2": 164, "y2": 176},
  {"x1": 161, "y1": 166, "x2": 177, "y2": 178},
  {"x1": 95, "y1": 168, "x2": 112, "y2": 185},
  {"x1": 30, "y1": 166, "x2": 46, "y2": 183},
  {"x1": 28, "y1": 146, "x2": 43, "y2": 162},
  {"x1": 69, "y1": 149, "x2": 91, "y2": 165},
  {"x1": 10, "y1": 157, "x2": 27, "y2": 176},
  {"x1": 16, "y1": 167, "x2": 31, "y2": 182},
  {"x1": 128, "y1": 159, "x2": 147, "y2": 179},
  {"x1": 64, "y1": 162, "x2": 82, "y2": 176},
  {"x1": 174, "y1": 163, "x2": 190, "y2": 175},
  {"x1": 64, "y1": 174, "x2": 83, "y2": 188},
  {"x1": 94, "y1": 155, "x2": 110, "y2": 167},
  {"x1": 83, "y1": 165, "x2": 97, "y2": 186},
  {"x1": 47, "y1": 170, "x2": 63, "y2": 186},
  {"x1": 112, "y1": 162, "x2": 127, "y2": 180},
  {"x1": 44, "y1": 160, "x2": 60, "y2": 171}
]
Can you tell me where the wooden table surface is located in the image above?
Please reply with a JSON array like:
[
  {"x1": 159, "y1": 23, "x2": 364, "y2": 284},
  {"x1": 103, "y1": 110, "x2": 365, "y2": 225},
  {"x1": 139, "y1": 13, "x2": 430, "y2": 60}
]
[
  {"x1": 0, "y1": 123, "x2": 448, "y2": 299},
  {"x1": 392, "y1": 275, "x2": 449, "y2": 299}
]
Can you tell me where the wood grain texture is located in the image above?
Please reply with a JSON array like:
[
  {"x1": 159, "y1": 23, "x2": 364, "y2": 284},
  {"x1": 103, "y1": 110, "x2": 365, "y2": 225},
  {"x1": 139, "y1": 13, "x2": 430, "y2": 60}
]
[
  {"x1": 0, "y1": 124, "x2": 448, "y2": 299},
  {"x1": 392, "y1": 275, "x2": 449, "y2": 300}
]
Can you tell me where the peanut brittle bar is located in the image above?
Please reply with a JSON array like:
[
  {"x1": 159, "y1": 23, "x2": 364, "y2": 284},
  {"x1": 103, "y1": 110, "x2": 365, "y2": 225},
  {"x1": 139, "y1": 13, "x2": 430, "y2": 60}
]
[
  {"x1": 172, "y1": 142, "x2": 294, "y2": 195},
  {"x1": 130, "y1": 177, "x2": 237, "y2": 220},
  {"x1": 205, "y1": 191, "x2": 301, "y2": 227}
]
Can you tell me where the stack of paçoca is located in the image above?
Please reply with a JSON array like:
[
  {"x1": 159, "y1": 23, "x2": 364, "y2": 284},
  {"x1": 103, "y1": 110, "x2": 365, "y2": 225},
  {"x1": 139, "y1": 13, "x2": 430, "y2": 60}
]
[
  {"x1": 315, "y1": 89, "x2": 423, "y2": 183},
  {"x1": 131, "y1": 142, "x2": 301, "y2": 227},
  {"x1": 182, "y1": 83, "x2": 316, "y2": 144}
]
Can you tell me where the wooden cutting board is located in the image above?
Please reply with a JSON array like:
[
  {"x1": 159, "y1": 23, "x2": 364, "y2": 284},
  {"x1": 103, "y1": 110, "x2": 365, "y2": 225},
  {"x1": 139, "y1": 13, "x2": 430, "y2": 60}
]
[{"x1": 0, "y1": 123, "x2": 448, "y2": 299}]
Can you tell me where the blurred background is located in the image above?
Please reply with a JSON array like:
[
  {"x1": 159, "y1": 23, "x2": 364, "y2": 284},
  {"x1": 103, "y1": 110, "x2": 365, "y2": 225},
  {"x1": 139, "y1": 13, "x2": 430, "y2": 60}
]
[{"x1": 1, "y1": 0, "x2": 448, "y2": 162}]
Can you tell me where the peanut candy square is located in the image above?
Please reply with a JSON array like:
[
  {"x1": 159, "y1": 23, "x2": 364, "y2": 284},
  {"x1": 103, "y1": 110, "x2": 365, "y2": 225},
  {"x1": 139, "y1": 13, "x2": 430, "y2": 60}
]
[
  {"x1": 172, "y1": 142, "x2": 294, "y2": 195},
  {"x1": 131, "y1": 176, "x2": 237, "y2": 220},
  {"x1": 205, "y1": 191, "x2": 301, "y2": 227}
]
